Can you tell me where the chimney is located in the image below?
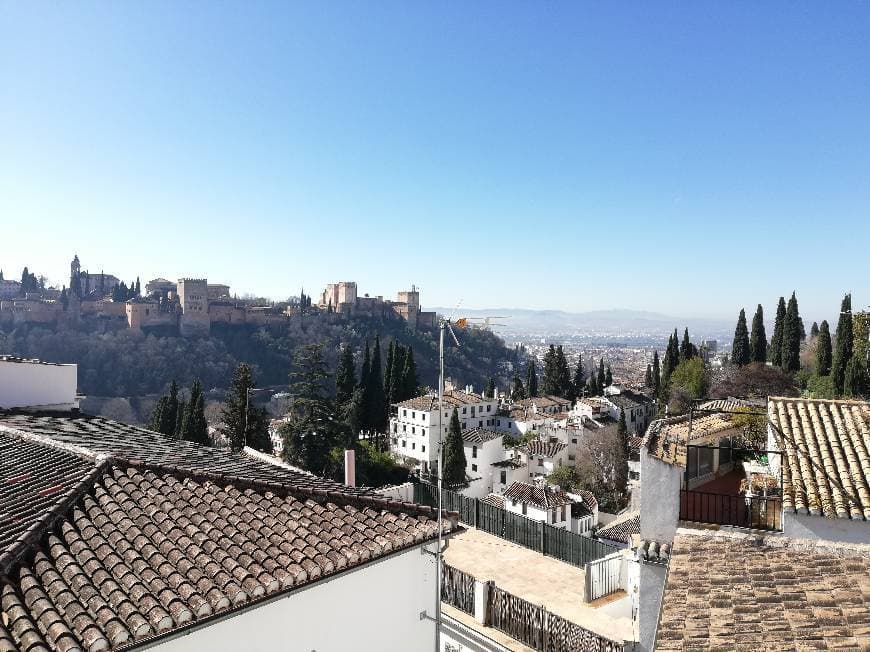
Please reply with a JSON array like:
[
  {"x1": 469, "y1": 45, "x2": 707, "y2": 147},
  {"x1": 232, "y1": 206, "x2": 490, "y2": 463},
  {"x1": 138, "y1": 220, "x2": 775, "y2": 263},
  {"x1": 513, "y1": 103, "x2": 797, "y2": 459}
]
[{"x1": 344, "y1": 449, "x2": 356, "y2": 487}]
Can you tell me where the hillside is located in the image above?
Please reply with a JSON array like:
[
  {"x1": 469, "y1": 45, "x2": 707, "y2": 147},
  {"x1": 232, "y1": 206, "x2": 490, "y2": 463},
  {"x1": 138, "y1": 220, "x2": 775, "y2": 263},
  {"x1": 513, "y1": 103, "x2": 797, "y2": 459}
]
[{"x1": 0, "y1": 313, "x2": 519, "y2": 398}]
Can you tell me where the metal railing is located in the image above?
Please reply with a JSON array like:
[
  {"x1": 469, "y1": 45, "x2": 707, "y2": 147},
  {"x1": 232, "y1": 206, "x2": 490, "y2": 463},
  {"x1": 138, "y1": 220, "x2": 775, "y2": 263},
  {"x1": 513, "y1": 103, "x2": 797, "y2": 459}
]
[{"x1": 680, "y1": 489, "x2": 782, "y2": 531}]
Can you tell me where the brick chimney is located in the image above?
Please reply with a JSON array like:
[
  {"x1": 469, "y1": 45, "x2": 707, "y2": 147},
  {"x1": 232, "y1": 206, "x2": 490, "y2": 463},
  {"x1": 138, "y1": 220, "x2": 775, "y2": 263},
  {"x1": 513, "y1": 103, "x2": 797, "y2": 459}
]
[{"x1": 344, "y1": 449, "x2": 356, "y2": 487}]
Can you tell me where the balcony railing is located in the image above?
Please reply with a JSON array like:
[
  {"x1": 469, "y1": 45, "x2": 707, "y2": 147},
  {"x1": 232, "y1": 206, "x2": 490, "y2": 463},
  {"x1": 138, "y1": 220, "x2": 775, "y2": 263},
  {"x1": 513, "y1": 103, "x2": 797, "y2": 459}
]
[{"x1": 680, "y1": 489, "x2": 782, "y2": 531}]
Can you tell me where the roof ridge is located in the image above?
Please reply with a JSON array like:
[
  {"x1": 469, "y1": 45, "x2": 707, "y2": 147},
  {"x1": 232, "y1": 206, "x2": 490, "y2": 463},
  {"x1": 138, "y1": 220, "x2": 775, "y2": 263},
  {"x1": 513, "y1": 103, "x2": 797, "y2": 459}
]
[
  {"x1": 115, "y1": 459, "x2": 461, "y2": 526},
  {"x1": 0, "y1": 459, "x2": 110, "y2": 576},
  {"x1": 0, "y1": 423, "x2": 108, "y2": 464}
]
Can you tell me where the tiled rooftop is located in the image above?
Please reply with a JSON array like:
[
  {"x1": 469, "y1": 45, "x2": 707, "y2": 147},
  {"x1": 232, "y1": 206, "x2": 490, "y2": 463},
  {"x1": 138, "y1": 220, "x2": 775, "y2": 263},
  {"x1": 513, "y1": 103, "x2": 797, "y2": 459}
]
[
  {"x1": 595, "y1": 511, "x2": 639, "y2": 545},
  {"x1": 0, "y1": 414, "x2": 458, "y2": 650},
  {"x1": 768, "y1": 396, "x2": 870, "y2": 521},
  {"x1": 521, "y1": 440, "x2": 567, "y2": 458},
  {"x1": 656, "y1": 529, "x2": 870, "y2": 650},
  {"x1": 393, "y1": 390, "x2": 490, "y2": 411},
  {"x1": 460, "y1": 428, "x2": 503, "y2": 444},
  {"x1": 644, "y1": 412, "x2": 739, "y2": 466},
  {"x1": 503, "y1": 482, "x2": 573, "y2": 509}
]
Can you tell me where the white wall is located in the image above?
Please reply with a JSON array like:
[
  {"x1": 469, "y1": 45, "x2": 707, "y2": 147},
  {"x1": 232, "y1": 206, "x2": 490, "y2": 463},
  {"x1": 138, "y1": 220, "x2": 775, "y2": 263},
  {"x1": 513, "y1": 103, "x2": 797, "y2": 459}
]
[
  {"x1": 149, "y1": 544, "x2": 439, "y2": 652},
  {"x1": 0, "y1": 359, "x2": 77, "y2": 409},
  {"x1": 638, "y1": 449, "x2": 683, "y2": 544},
  {"x1": 782, "y1": 511, "x2": 870, "y2": 545}
]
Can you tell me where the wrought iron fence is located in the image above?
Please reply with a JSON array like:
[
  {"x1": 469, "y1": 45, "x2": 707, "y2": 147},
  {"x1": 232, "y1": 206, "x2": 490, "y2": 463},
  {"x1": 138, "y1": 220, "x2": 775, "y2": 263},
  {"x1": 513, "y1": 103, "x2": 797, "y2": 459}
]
[
  {"x1": 680, "y1": 489, "x2": 782, "y2": 531},
  {"x1": 441, "y1": 564, "x2": 475, "y2": 615},
  {"x1": 414, "y1": 481, "x2": 618, "y2": 567}
]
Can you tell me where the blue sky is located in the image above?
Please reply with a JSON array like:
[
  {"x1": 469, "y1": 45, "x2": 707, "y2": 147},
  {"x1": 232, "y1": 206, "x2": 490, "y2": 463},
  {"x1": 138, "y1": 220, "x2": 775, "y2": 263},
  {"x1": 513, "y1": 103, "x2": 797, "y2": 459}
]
[{"x1": 1, "y1": 3, "x2": 868, "y2": 322}]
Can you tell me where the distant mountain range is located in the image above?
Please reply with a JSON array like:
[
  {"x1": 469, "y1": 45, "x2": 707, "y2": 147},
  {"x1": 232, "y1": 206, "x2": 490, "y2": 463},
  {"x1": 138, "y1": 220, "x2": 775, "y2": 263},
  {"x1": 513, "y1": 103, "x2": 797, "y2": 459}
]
[{"x1": 430, "y1": 307, "x2": 733, "y2": 339}]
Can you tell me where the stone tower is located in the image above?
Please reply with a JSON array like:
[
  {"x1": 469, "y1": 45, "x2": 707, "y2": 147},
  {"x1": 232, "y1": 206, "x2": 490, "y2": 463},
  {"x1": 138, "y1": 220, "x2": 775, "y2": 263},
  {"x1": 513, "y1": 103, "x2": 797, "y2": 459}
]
[
  {"x1": 177, "y1": 278, "x2": 210, "y2": 336},
  {"x1": 67, "y1": 254, "x2": 81, "y2": 321}
]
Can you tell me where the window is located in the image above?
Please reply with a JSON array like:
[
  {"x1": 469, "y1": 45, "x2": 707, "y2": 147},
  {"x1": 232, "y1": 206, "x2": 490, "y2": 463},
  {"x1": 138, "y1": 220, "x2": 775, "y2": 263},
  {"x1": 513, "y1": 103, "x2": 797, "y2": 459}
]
[
  {"x1": 402, "y1": 425, "x2": 407, "y2": 433},
  {"x1": 411, "y1": 427, "x2": 415, "y2": 435},
  {"x1": 522, "y1": 503, "x2": 527, "y2": 515},
  {"x1": 462, "y1": 407, "x2": 467, "y2": 415},
  {"x1": 500, "y1": 470, "x2": 506, "y2": 485},
  {"x1": 487, "y1": 405, "x2": 491, "y2": 412},
  {"x1": 422, "y1": 445, "x2": 426, "y2": 453},
  {"x1": 412, "y1": 411, "x2": 416, "y2": 419},
  {"x1": 538, "y1": 458, "x2": 543, "y2": 467},
  {"x1": 471, "y1": 464, "x2": 477, "y2": 472},
  {"x1": 412, "y1": 442, "x2": 415, "y2": 450},
  {"x1": 571, "y1": 438, "x2": 577, "y2": 444},
  {"x1": 403, "y1": 409, "x2": 407, "y2": 417},
  {"x1": 479, "y1": 421, "x2": 483, "y2": 427},
  {"x1": 463, "y1": 422, "x2": 467, "y2": 429},
  {"x1": 422, "y1": 414, "x2": 426, "y2": 422},
  {"x1": 401, "y1": 440, "x2": 406, "y2": 448},
  {"x1": 497, "y1": 420, "x2": 501, "y2": 427},
  {"x1": 472, "y1": 446, "x2": 478, "y2": 459},
  {"x1": 471, "y1": 407, "x2": 475, "y2": 416},
  {"x1": 551, "y1": 510, "x2": 557, "y2": 524},
  {"x1": 719, "y1": 437, "x2": 733, "y2": 466},
  {"x1": 561, "y1": 505, "x2": 566, "y2": 522}
]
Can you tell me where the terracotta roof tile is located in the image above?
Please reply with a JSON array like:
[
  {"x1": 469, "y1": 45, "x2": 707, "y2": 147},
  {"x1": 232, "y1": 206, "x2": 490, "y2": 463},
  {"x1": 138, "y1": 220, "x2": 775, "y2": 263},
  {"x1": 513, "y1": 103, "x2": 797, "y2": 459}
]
[
  {"x1": 503, "y1": 481, "x2": 573, "y2": 509},
  {"x1": 595, "y1": 511, "x2": 639, "y2": 545},
  {"x1": 521, "y1": 440, "x2": 567, "y2": 458},
  {"x1": 460, "y1": 428, "x2": 502, "y2": 444},
  {"x1": 768, "y1": 397, "x2": 870, "y2": 521},
  {"x1": 657, "y1": 529, "x2": 870, "y2": 650}
]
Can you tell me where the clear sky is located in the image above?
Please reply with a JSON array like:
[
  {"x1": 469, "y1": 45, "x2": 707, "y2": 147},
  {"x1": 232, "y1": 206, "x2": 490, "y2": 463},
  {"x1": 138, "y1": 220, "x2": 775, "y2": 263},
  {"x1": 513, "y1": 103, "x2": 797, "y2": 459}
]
[{"x1": 1, "y1": 3, "x2": 868, "y2": 322}]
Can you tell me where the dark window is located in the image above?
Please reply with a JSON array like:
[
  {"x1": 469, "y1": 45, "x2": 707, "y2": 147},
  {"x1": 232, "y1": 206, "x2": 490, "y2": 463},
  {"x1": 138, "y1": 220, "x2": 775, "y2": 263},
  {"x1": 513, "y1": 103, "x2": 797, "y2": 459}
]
[
  {"x1": 462, "y1": 408, "x2": 467, "y2": 415},
  {"x1": 472, "y1": 446, "x2": 478, "y2": 459},
  {"x1": 500, "y1": 470, "x2": 506, "y2": 484},
  {"x1": 471, "y1": 464, "x2": 477, "y2": 472},
  {"x1": 522, "y1": 503, "x2": 527, "y2": 515},
  {"x1": 422, "y1": 445, "x2": 426, "y2": 453},
  {"x1": 719, "y1": 437, "x2": 732, "y2": 466}
]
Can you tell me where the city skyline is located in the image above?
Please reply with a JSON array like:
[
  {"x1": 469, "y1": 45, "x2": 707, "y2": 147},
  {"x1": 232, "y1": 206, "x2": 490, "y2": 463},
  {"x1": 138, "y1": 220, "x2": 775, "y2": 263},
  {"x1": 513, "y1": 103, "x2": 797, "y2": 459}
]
[{"x1": 2, "y1": 4, "x2": 869, "y2": 319}]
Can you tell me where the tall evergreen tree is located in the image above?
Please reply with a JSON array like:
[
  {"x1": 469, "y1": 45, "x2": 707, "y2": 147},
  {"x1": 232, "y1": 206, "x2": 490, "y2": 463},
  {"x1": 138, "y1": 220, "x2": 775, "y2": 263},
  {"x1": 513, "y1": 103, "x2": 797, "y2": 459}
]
[
  {"x1": 586, "y1": 372, "x2": 599, "y2": 397},
  {"x1": 281, "y1": 343, "x2": 345, "y2": 474},
  {"x1": 542, "y1": 345, "x2": 559, "y2": 396},
  {"x1": 388, "y1": 344, "x2": 406, "y2": 404},
  {"x1": 816, "y1": 320, "x2": 833, "y2": 375},
  {"x1": 335, "y1": 344, "x2": 356, "y2": 407},
  {"x1": 526, "y1": 360, "x2": 538, "y2": 397},
  {"x1": 442, "y1": 408, "x2": 467, "y2": 486},
  {"x1": 781, "y1": 292, "x2": 801, "y2": 373},
  {"x1": 401, "y1": 347, "x2": 419, "y2": 400},
  {"x1": 555, "y1": 345, "x2": 571, "y2": 397},
  {"x1": 382, "y1": 341, "x2": 394, "y2": 404},
  {"x1": 749, "y1": 304, "x2": 767, "y2": 364},
  {"x1": 669, "y1": 329, "x2": 680, "y2": 372},
  {"x1": 798, "y1": 317, "x2": 806, "y2": 342},
  {"x1": 645, "y1": 364, "x2": 653, "y2": 388},
  {"x1": 597, "y1": 358, "x2": 606, "y2": 390},
  {"x1": 680, "y1": 328, "x2": 692, "y2": 362},
  {"x1": 220, "y1": 363, "x2": 266, "y2": 452},
  {"x1": 484, "y1": 377, "x2": 496, "y2": 399},
  {"x1": 135, "y1": 277, "x2": 141, "y2": 296},
  {"x1": 571, "y1": 355, "x2": 584, "y2": 400},
  {"x1": 175, "y1": 398, "x2": 186, "y2": 438},
  {"x1": 179, "y1": 380, "x2": 210, "y2": 446},
  {"x1": 605, "y1": 364, "x2": 613, "y2": 387},
  {"x1": 615, "y1": 409, "x2": 629, "y2": 497},
  {"x1": 770, "y1": 297, "x2": 786, "y2": 366},
  {"x1": 832, "y1": 293, "x2": 854, "y2": 395},
  {"x1": 163, "y1": 380, "x2": 179, "y2": 436},
  {"x1": 367, "y1": 336, "x2": 387, "y2": 432},
  {"x1": 358, "y1": 340, "x2": 371, "y2": 429},
  {"x1": 810, "y1": 321, "x2": 820, "y2": 338},
  {"x1": 732, "y1": 308, "x2": 751, "y2": 366},
  {"x1": 652, "y1": 350, "x2": 661, "y2": 399},
  {"x1": 511, "y1": 374, "x2": 526, "y2": 400},
  {"x1": 844, "y1": 358, "x2": 867, "y2": 399}
]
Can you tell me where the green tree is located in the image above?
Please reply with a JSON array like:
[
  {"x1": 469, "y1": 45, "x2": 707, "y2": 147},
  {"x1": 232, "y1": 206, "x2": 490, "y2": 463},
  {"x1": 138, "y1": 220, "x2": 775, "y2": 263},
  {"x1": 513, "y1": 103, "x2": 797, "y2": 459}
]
[
  {"x1": 335, "y1": 343, "x2": 356, "y2": 407},
  {"x1": 382, "y1": 341, "x2": 394, "y2": 404},
  {"x1": 652, "y1": 350, "x2": 661, "y2": 399},
  {"x1": 669, "y1": 358, "x2": 709, "y2": 405},
  {"x1": 614, "y1": 408, "x2": 629, "y2": 496},
  {"x1": 770, "y1": 297, "x2": 786, "y2": 366},
  {"x1": 280, "y1": 344, "x2": 345, "y2": 474},
  {"x1": 555, "y1": 345, "x2": 571, "y2": 397},
  {"x1": 367, "y1": 336, "x2": 387, "y2": 432},
  {"x1": 175, "y1": 398, "x2": 186, "y2": 438},
  {"x1": 179, "y1": 380, "x2": 210, "y2": 446},
  {"x1": 586, "y1": 372, "x2": 599, "y2": 397},
  {"x1": 781, "y1": 292, "x2": 801, "y2": 373},
  {"x1": 816, "y1": 320, "x2": 833, "y2": 376},
  {"x1": 526, "y1": 360, "x2": 538, "y2": 397},
  {"x1": 605, "y1": 364, "x2": 613, "y2": 387},
  {"x1": 401, "y1": 347, "x2": 419, "y2": 400},
  {"x1": 597, "y1": 358, "x2": 605, "y2": 390},
  {"x1": 542, "y1": 345, "x2": 558, "y2": 395},
  {"x1": 810, "y1": 321, "x2": 820, "y2": 338},
  {"x1": 749, "y1": 304, "x2": 767, "y2": 364},
  {"x1": 680, "y1": 328, "x2": 692, "y2": 362},
  {"x1": 732, "y1": 309, "x2": 751, "y2": 366},
  {"x1": 571, "y1": 355, "x2": 584, "y2": 400},
  {"x1": 484, "y1": 377, "x2": 496, "y2": 399},
  {"x1": 388, "y1": 344, "x2": 406, "y2": 405},
  {"x1": 511, "y1": 374, "x2": 526, "y2": 400},
  {"x1": 358, "y1": 340, "x2": 371, "y2": 429},
  {"x1": 219, "y1": 363, "x2": 260, "y2": 452},
  {"x1": 844, "y1": 358, "x2": 866, "y2": 398},
  {"x1": 832, "y1": 294, "x2": 853, "y2": 395},
  {"x1": 442, "y1": 408, "x2": 467, "y2": 486}
]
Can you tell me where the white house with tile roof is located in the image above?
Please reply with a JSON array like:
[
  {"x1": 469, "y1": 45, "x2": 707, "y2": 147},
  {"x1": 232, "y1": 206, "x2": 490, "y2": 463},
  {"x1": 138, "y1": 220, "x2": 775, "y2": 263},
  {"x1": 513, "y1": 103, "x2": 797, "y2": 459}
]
[
  {"x1": 460, "y1": 428, "x2": 505, "y2": 499},
  {"x1": 515, "y1": 438, "x2": 570, "y2": 479},
  {"x1": 502, "y1": 481, "x2": 591, "y2": 531},
  {"x1": 390, "y1": 389, "x2": 498, "y2": 475}
]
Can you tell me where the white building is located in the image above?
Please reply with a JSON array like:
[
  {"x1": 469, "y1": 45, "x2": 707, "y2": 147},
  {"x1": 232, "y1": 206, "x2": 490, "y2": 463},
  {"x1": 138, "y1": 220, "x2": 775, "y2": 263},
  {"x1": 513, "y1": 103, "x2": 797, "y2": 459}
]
[
  {"x1": 461, "y1": 428, "x2": 505, "y2": 499},
  {"x1": 491, "y1": 457, "x2": 530, "y2": 494},
  {"x1": 503, "y1": 481, "x2": 593, "y2": 532},
  {"x1": 390, "y1": 389, "x2": 499, "y2": 474},
  {"x1": 515, "y1": 439, "x2": 570, "y2": 479},
  {"x1": 602, "y1": 386, "x2": 656, "y2": 435},
  {"x1": 0, "y1": 356, "x2": 78, "y2": 411},
  {"x1": 492, "y1": 395, "x2": 573, "y2": 435}
]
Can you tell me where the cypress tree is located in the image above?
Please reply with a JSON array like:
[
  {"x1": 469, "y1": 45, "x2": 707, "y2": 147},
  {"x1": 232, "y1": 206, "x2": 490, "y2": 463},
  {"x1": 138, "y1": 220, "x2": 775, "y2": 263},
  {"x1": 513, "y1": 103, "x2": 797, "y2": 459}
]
[
  {"x1": 798, "y1": 318, "x2": 806, "y2": 342},
  {"x1": 484, "y1": 377, "x2": 496, "y2": 399},
  {"x1": 571, "y1": 356, "x2": 584, "y2": 400},
  {"x1": 220, "y1": 363, "x2": 256, "y2": 451},
  {"x1": 175, "y1": 398, "x2": 186, "y2": 438},
  {"x1": 180, "y1": 380, "x2": 210, "y2": 446},
  {"x1": 382, "y1": 341, "x2": 394, "y2": 403},
  {"x1": 526, "y1": 360, "x2": 538, "y2": 398},
  {"x1": 781, "y1": 292, "x2": 801, "y2": 373},
  {"x1": 388, "y1": 344, "x2": 405, "y2": 404},
  {"x1": 844, "y1": 358, "x2": 867, "y2": 398},
  {"x1": 586, "y1": 372, "x2": 599, "y2": 397},
  {"x1": 816, "y1": 320, "x2": 833, "y2": 375},
  {"x1": 148, "y1": 397, "x2": 167, "y2": 433},
  {"x1": 680, "y1": 328, "x2": 691, "y2": 361},
  {"x1": 368, "y1": 336, "x2": 387, "y2": 432},
  {"x1": 615, "y1": 408, "x2": 629, "y2": 496},
  {"x1": 442, "y1": 408, "x2": 467, "y2": 486},
  {"x1": 157, "y1": 380, "x2": 179, "y2": 436},
  {"x1": 401, "y1": 347, "x2": 419, "y2": 400},
  {"x1": 335, "y1": 344, "x2": 356, "y2": 407},
  {"x1": 652, "y1": 351, "x2": 661, "y2": 399},
  {"x1": 645, "y1": 364, "x2": 653, "y2": 388},
  {"x1": 732, "y1": 308, "x2": 751, "y2": 366},
  {"x1": 749, "y1": 304, "x2": 767, "y2": 364},
  {"x1": 605, "y1": 364, "x2": 613, "y2": 387},
  {"x1": 810, "y1": 321, "x2": 820, "y2": 338},
  {"x1": 832, "y1": 294, "x2": 853, "y2": 395},
  {"x1": 542, "y1": 345, "x2": 558, "y2": 396},
  {"x1": 358, "y1": 340, "x2": 371, "y2": 429},
  {"x1": 597, "y1": 358, "x2": 606, "y2": 390},
  {"x1": 670, "y1": 329, "x2": 680, "y2": 372},
  {"x1": 555, "y1": 345, "x2": 571, "y2": 397},
  {"x1": 770, "y1": 297, "x2": 786, "y2": 366},
  {"x1": 511, "y1": 374, "x2": 525, "y2": 400}
]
